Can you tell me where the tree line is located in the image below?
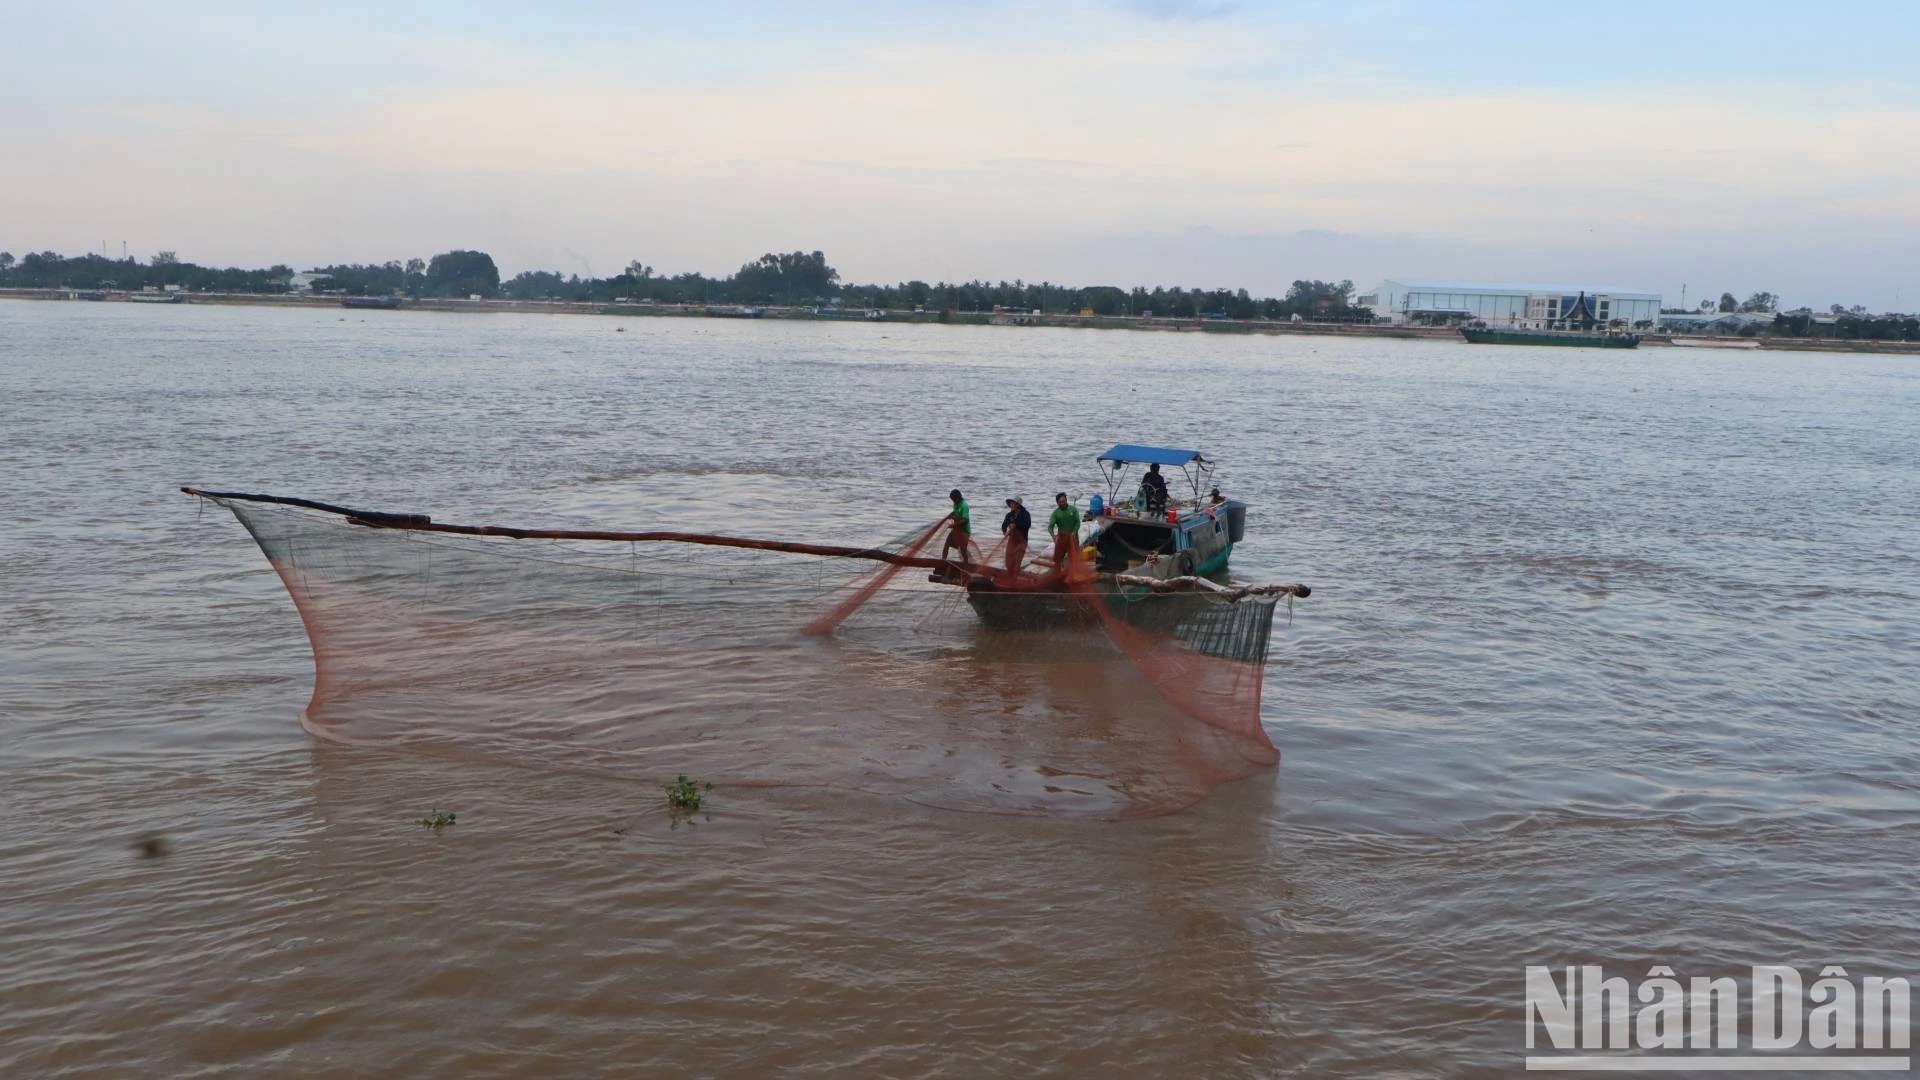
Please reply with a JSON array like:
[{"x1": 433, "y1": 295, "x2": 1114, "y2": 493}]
[
  {"x1": 6, "y1": 246, "x2": 1908, "y2": 338},
  {"x1": 0, "y1": 247, "x2": 1367, "y2": 320},
  {"x1": 494, "y1": 251, "x2": 1364, "y2": 320},
  {"x1": 0, "y1": 249, "x2": 504, "y2": 299},
  {"x1": 1771, "y1": 310, "x2": 1920, "y2": 342},
  {"x1": 1656, "y1": 288, "x2": 1919, "y2": 341}
]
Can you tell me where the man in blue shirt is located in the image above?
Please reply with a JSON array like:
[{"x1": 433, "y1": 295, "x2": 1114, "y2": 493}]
[{"x1": 1001, "y1": 497, "x2": 1031, "y2": 575}]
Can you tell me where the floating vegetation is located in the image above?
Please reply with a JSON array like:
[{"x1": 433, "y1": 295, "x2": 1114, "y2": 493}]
[
  {"x1": 664, "y1": 775, "x2": 712, "y2": 813},
  {"x1": 132, "y1": 833, "x2": 170, "y2": 858},
  {"x1": 419, "y1": 809, "x2": 457, "y2": 830}
]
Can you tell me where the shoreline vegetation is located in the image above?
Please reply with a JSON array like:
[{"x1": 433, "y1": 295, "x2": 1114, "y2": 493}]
[
  {"x1": 0, "y1": 285, "x2": 1456, "y2": 340},
  {"x1": 2, "y1": 247, "x2": 1915, "y2": 353}
]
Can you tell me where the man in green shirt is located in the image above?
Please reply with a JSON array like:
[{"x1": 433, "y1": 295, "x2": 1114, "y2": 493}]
[
  {"x1": 942, "y1": 488, "x2": 976, "y2": 563},
  {"x1": 1047, "y1": 492, "x2": 1081, "y2": 567}
]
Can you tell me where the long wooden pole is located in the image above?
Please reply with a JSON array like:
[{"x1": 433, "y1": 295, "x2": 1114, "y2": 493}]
[
  {"x1": 182, "y1": 486, "x2": 961, "y2": 570},
  {"x1": 181, "y1": 487, "x2": 1309, "y2": 597}
]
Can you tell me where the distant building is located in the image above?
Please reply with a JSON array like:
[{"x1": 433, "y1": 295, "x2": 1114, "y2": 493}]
[{"x1": 1361, "y1": 279, "x2": 1662, "y2": 328}]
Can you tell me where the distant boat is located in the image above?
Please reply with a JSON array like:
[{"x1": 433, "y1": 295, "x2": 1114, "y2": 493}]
[
  {"x1": 1461, "y1": 327, "x2": 1639, "y2": 349},
  {"x1": 342, "y1": 296, "x2": 404, "y2": 310},
  {"x1": 1669, "y1": 337, "x2": 1760, "y2": 349},
  {"x1": 127, "y1": 292, "x2": 184, "y2": 304},
  {"x1": 75, "y1": 290, "x2": 107, "y2": 301},
  {"x1": 703, "y1": 305, "x2": 763, "y2": 319}
]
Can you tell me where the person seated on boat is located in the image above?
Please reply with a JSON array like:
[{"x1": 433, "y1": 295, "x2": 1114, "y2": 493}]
[
  {"x1": 1209, "y1": 486, "x2": 1225, "y2": 505},
  {"x1": 942, "y1": 489, "x2": 975, "y2": 563},
  {"x1": 1139, "y1": 463, "x2": 1170, "y2": 513},
  {"x1": 1047, "y1": 492, "x2": 1081, "y2": 568},
  {"x1": 1001, "y1": 497, "x2": 1031, "y2": 575}
]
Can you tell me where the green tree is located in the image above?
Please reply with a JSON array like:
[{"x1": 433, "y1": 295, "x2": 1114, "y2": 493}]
[
  {"x1": 1280, "y1": 279, "x2": 1358, "y2": 319},
  {"x1": 311, "y1": 261, "x2": 409, "y2": 296},
  {"x1": 424, "y1": 250, "x2": 500, "y2": 298},
  {"x1": 501, "y1": 269, "x2": 589, "y2": 300},
  {"x1": 1718, "y1": 292, "x2": 1738, "y2": 312},
  {"x1": 150, "y1": 251, "x2": 179, "y2": 266},
  {"x1": 0, "y1": 252, "x2": 13, "y2": 274},
  {"x1": 731, "y1": 250, "x2": 838, "y2": 302},
  {"x1": 1080, "y1": 285, "x2": 1127, "y2": 315},
  {"x1": 1739, "y1": 291, "x2": 1776, "y2": 313}
]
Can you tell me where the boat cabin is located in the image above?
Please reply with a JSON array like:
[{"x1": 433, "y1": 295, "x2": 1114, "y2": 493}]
[{"x1": 1083, "y1": 444, "x2": 1247, "y2": 578}]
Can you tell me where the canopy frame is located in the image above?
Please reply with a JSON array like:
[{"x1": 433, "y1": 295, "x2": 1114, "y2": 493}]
[{"x1": 1094, "y1": 445, "x2": 1214, "y2": 504}]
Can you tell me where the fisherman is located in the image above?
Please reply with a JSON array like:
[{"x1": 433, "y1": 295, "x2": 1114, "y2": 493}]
[
  {"x1": 1001, "y1": 497, "x2": 1031, "y2": 574},
  {"x1": 1209, "y1": 486, "x2": 1225, "y2": 505},
  {"x1": 1140, "y1": 462, "x2": 1170, "y2": 512},
  {"x1": 1047, "y1": 492, "x2": 1081, "y2": 567},
  {"x1": 942, "y1": 488, "x2": 974, "y2": 563}
]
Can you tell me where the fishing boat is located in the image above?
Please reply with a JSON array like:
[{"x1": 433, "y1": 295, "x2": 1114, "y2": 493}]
[
  {"x1": 342, "y1": 295, "x2": 404, "y2": 310},
  {"x1": 182, "y1": 447, "x2": 1296, "y2": 646},
  {"x1": 1668, "y1": 336, "x2": 1761, "y2": 349},
  {"x1": 182, "y1": 457, "x2": 1304, "y2": 784},
  {"x1": 959, "y1": 445, "x2": 1274, "y2": 631},
  {"x1": 126, "y1": 291, "x2": 184, "y2": 304},
  {"x1": 1461, "y1": 327, "x2": 1638, "y2": 349}
]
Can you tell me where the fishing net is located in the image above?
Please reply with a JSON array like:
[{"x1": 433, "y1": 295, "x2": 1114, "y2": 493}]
[{"x1": 207, "y1": 494, "x2": 1285, "y2": 816}]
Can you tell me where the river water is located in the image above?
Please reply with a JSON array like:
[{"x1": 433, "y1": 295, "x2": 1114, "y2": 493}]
[{"x1": 1, "y1": 300, "x2": 1916, "y2": 1076}]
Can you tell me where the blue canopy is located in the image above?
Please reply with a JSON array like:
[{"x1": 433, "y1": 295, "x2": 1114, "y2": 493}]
[{"x1": 1097, "y1": 444, "x2": 1207, "y2": 467}]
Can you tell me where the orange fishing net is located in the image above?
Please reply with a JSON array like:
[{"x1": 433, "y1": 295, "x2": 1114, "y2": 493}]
[{"x1": 205, "y1": 494, "x2": 1284, "y2": 816}]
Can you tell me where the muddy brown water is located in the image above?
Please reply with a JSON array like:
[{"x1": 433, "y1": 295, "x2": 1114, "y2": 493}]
[{"x1": 1, "y1": 301, "x2": 1916, "y2": 1076}]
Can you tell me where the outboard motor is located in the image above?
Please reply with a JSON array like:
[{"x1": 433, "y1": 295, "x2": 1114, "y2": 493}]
[{"x1": 1225, "y1": 503, "x2": 1247, "y2": 543}]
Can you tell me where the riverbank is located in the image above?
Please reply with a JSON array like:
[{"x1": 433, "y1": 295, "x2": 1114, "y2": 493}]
[
  {"x1": 1642, "y1": 332, "x2": 1920, "y2": 354},
  {"x1": 8, "y1": 288, "x2": 1916, "y2": 352},
  {"x1": 0, "y1": 287, "x2": 1452, "y2": 342}
]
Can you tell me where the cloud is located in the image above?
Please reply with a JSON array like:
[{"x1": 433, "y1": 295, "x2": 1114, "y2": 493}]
[
  {"x1": 4, "y1": 9, "x2": 1916, "y2": 308},
  {"x1": 239, "y1": 60, "x2": 1920, "y2": 254},
  {"x1": 1113, "y1": 0, "x2": 1241, "y2": 21}
]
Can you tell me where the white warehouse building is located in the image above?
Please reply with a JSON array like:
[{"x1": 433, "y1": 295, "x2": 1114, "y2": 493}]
[{"x1": 1360, "y1": 279, "x2": 1662, "y2": 329}]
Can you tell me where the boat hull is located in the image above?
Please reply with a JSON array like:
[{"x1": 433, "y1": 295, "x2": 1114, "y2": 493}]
[
  {"x1": 1461, "y1": 327, "x2": 1639, "y2": 348},
  {"x1": 962, "y1": 538, "x2": 1234, "y2": 633},
  {"x1": 964, "y1": 576, "x2": 1281, "y2": 674},
  {"x1": 965, "y1": 578, "x2": 1233, "y2": 633}
]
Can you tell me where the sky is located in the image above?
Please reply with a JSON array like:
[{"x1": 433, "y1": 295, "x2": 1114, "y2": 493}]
[{"x1": 3, "y1": 0, "x2": 1918, "y2": 310}]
